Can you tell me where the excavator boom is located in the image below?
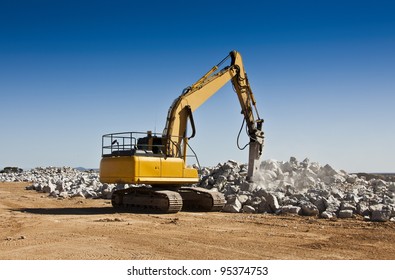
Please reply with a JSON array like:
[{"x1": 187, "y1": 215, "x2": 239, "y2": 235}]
[{"x1": 162, "y1": 50, "x2": 264, "y2": 180}]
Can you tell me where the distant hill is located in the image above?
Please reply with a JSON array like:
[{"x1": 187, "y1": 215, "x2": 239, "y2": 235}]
[
  {"x1": 0, "y1": 167, "x2": 23, "y2": 173},
  {"x1": 354, "y1": 173, "x2": 395, "y2": 182},
  {"x1": 74, "y1": 167, "x2": 99, "y2": 172}
]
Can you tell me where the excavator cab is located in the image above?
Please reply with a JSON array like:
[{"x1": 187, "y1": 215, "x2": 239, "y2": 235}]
[{"x1": 136, "y1": 134, "x2": 163, "y2": 154}]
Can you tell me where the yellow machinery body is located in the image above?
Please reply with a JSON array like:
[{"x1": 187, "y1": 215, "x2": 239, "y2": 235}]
[{"x1": 100, "y1": 155, "x2": 198, "y2": 185}]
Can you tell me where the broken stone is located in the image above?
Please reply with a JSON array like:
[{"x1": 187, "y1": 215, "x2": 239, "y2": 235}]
[
  {"x1": 300, "y1": 203, "x2": 319, "y2": 216},
  {"x1": 371, "y1": 209, "x2": 391, "y2": 222},
  {"x1": 242, "y1": 205, "x2": 256, "y2": 213},
  {"x1": 240, "y1": 181, "x2": 255, "y2": 192},
  {"x1": 324, "y1": 196, "x2": 341, "y2": 213},
  {"x1": 223, "y1": 197, "x2": 242, "y2": 213},
  {"x1": 313, "y1": 197, "x2": 327, "y2": 213},
  {"x1": 71, "y1": 191, "x2": 85, "y2": 198},
  {"x1": 56, "y1": 191, "x2": 67, "y2": 198},
  {"x1": 338, "y1": 210, "x2": 353, "y2": 219},
  {"x1": 340, "y1": 202, "x2": 357, "y2": 212},
  {"x1": 356, "y1": 201, "x2": 370, "y2": 216},
  {"x1": 237, "y1": 194, "x2": 249, "y2": 205},
  {"x1": 346, "y1": 174, "x2": 358, "y2": 184},
  {"x1": 265, "y1": 193, "x2": 280, "y2": 212},
  {"x1": 280, "y1": 205, "x2": 302, "y2": 215},
  {"x1": 42, "y1": 181, "x2": 56, "y2": 193},
  {"x1": 321, "y1": 211, "x2": 336, "y2": 219}
]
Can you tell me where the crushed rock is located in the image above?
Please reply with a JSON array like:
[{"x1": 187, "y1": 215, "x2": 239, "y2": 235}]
[{"x1": 2, "y1": 157, "x2": 395, "y2": 222}]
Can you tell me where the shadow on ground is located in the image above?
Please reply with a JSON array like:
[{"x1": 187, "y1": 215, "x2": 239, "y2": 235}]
[
  {"x1": 12, "y1": 207, "x2": 118, "y2": 215},
  {"x1": 11, "y1": 207, "x2": 182, "y2": 215}
]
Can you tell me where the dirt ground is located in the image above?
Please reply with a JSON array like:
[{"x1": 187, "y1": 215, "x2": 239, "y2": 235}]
[{"x1": 1, "y1": 182, "x2": 395, "y2": 260}]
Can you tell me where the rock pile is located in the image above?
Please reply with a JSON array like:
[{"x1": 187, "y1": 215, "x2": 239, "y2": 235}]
[
  {"x1": 0, "y1": 166, "x2": 111, "y2": 199},
  {"x1": 1, "y1": 157, "x2": 395, "y2": 222},
  {"x1": 199, "y1": 157, "x2": 395, "y2": 222}
]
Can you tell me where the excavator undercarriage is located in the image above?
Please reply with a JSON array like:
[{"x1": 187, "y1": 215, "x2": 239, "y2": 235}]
[{"x1": 111, "y1": 186, "x2": 225, "y2": 213}]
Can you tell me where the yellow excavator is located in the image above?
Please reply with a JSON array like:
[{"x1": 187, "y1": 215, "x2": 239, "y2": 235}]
[{"x1": 100, "y1": 50, "x2": 264, "y2": 213}]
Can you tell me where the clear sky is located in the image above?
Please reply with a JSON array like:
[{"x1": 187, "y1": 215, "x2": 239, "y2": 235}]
[{"x1": 0, "y1": 0, "x2": 394, "y2": 172}]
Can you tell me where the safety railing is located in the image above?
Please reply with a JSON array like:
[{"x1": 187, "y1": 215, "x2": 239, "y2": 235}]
[
  {"x1": 102, "y1": 131, "x2": 200, "y2": 168},
  {"x1": 102, "y1": 131, "x2": 156, "y2": 156}
]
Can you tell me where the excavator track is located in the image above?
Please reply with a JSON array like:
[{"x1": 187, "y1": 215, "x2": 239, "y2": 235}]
[
  {"x1": 178, "y1": 187, "x2": 225, "y2": 212},
  {"x1": 111, "y1": 187, "x2": 183, "y2": 214},
  {"x1": 111, "y1": 186, "x2": 225, "y2": 213}
]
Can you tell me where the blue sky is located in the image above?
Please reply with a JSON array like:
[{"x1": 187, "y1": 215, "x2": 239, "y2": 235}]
[{"x1": 0, "y1": 0, "x2": 394, "y2": 172}]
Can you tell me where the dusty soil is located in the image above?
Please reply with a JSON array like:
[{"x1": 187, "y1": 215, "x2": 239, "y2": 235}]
[{"x1": 1, "y1": 182, "x2": 395, "y2": 260}]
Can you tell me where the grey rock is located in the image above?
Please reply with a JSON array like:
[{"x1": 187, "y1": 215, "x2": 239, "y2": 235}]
[
  {"x1": 257, "y1": 198, "x2": 271, "y2": 213},
  {"x1": 324, "y1": 196, "x2": 341, "y2": 213},
  {"x1": 237, "y1": 194, "x2": 249, "y2": 205},
  {"x1": 249, "y1": 197, "x2": 262, "y2": 208},
  {"x1": 280, "y1": 205, "x2": 302, "y2": 215},
  {"x1": 83, "y1": 189, "x2": 97, "y2": 199},
  {"x1": 356, "y1": 201, "x2": 370, "y2": 216},
  {"x1": 321, "y1": 211, "x2": 336, "y2": 219},
  {"x1": 254, "y1": 188, "x2": 269, "y2": 198},
  {"x1": 388, "y1": 183, "x2": 395, "y2": 193},
  {"x1": 102, "y1": 188, "x2": 114, "y2": 199},
  {"x1": 240, "y1": 181, "x2": 255, "y2": 192},
  {"x1": 340, "y1": 202, "x2": 357, "y2": 212},
  {"x1": 321, "y1": 164, "x2": 338, "y2": 177},
  {"x1": 371, "y1": 209, "x2": 391, "y2": 222},
  {"x1": 43, "y1": 181, "x2": 56, "y2": 193},
  {"x1": 313, "y1": 197, "x2": 327, "y2": 213},
  {"x1": 223, "y1": 198, "x2": 242, "y2": 213},
  {"x1": 242, "y1": 205, "x2": 256, "y2": 213},
  {"x1": 214, "y1": 175, "x2": 227, "y2": 190},
  {"x1": 71, "y1": 191, "x2": 85, "y2": 198},
  {"x1": 59, "y1": 192, "x2": 69, "y2": 199},
  {"x1": 369, "y1": 203, "x2": 385, "y2": 212},
  {"x1": 266, "y1": 193, "x2": 280, "y2": 212},
  {"x1": 338, "y1": 210, "x2": 353, "y2": 219},
  {"x1": 49, "y1": 191, "x2": 58, "y2": 198},
  {"x1": 224, "y1": 184, "x2": 239, "y2": 196},
  {"x1": 300, "y1": 203, "x2": 319, "y2": 216},
  {"x1": 346, "y1": 175, "x2": 357, "y2": 184}
]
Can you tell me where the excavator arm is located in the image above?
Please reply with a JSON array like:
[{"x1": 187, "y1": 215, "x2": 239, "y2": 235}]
[{"x1": 162, "y1": 50, "x2": 264, "y2": 180}]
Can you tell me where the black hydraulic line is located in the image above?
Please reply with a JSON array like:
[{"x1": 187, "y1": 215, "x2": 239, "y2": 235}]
[
  {"x1": 237, "y1": 118, "x2": 250, "y2": 151},
  {"x1": 216, "y1": 53, "x2": 231, "y2": 68},
  {"x1": 186, "y1": 105, "x2": 196, "y2": 140}
]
